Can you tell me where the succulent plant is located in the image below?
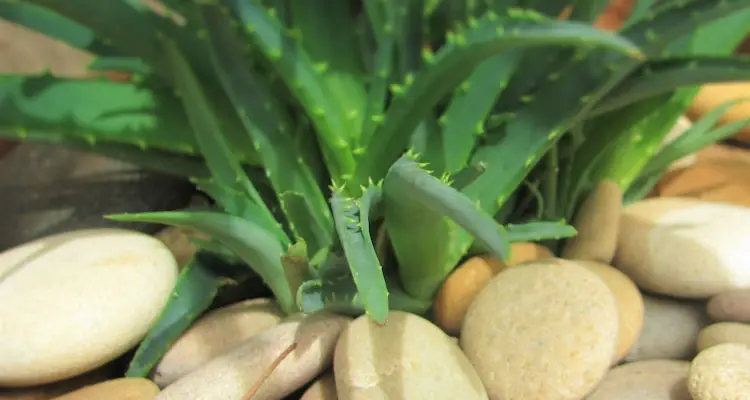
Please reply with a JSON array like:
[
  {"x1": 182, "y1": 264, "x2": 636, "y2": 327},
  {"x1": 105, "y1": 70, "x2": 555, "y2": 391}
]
[{"x1": 2, "y1": 0, "x2": 750, "y2": 378}]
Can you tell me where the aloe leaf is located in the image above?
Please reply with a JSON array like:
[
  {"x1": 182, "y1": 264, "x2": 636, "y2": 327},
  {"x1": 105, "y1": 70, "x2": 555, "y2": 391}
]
[
  {"x1": 567, "y1": 0, "x2": 612, "y2": 22},
  {"x1": 297, "y1": 271, "x2": 432, "y2": 317},
  {"x1": 106, "y1": 211, "x2": 296, "y2": 315},
  {"x1": 27, "y1": 0, "x2": 212, "y2": 79},
  {"x1": 199, "y1": 5, "x2": 332, "y2": 254},
  {"x1": 592, "y1": 56, "x2": 750, "y2": 116},
  {"x1": 431, "y1": 52, "x2": 522, "y2": 175},
  {"x1": 520, "y1": 0, "x2": 573, "y2": 16},
  {"x1": 220, "y1": 0, "x2": 355, "y2": 183},
  {"x1": 621, "y1": 0, "x2": 750, "y2": 56},
  {"x1": 641, "y1": 99, "x2": 750, "y2": 178},
  {"x1": 450, "y1": 162, "x2": 488, "y2": 191},
  {"x1": 125, "y1": 251, "x2": 249, "y2": 378},
  {"x1": 87, "y1": 57, "x2": 151, "y2": 75},
  {"x1": 160, "y1": 37, "x2": 283, "y2": 243},
  {"x1": 0, "y1": 1, "x2": 120, "y2": 56},
  {"x1": 506, "y1": 220, "x2": 577, "y2": 243},
  {"x1": 330, "y1": 186, "x2": 389, "y2": 323},
  {"x1": 355, "y1": 10, "x2": 644, "y2": 187},
  {"x1": 289, "y1": 0, "x2": 366, "y2": 143},
  {"x1": 279, "y1": 192, "x2": 331, "y2": 256},
  {"x1": 383, "y1": 154, "x2": 510, "y2": 299}
]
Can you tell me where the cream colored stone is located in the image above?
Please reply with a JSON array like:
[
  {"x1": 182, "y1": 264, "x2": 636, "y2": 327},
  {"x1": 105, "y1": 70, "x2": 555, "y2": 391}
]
[
  {"x1": 51, "y1": 378, "x2": 159, "y2": 400},
  {"x1": 0, "y1": 229, "x2": 179, "y2": 387},
  {"x1": 300, "y1": 372, "x2": 337, "y2": 400},
  {"x1": 460, "y1": 259, "x2": 619, "y2": 400},
  {"x1": 697, "y1": 322, "x2": 750, "y2": 352},
  {"x1": 625, "y1": 295, "x2": 709, "y2": 362},
  {"x1": 587, "y1": 359, "x2": 691, "y2": 400},
  {"x1": 688, "y1": 343, "x2": 750, "y2": 400},
  {"x1": 614, "y1": 197, "x2": 750, "y2": 298},
  {"x1": 156, "y1": 312, "x2": 350, "y2": 400},
  {"x1": 0, "y1": 365, "x2": 114, "y2": 400},
  {"x1": 574, "y1": 260, "x2": 644, "y2": 363},
  {"x1": 707, "y1": 289, "x2": 750, "y2": 323},
  {"x1": 562, "y1": 180, "x2": 622, "y2": 264},
  {"x1": 335, "y1": 311, "x2": 487, "y2": 400},
  {"x1": 152, "y1": 298, "x2": 284, "y2": 387}
]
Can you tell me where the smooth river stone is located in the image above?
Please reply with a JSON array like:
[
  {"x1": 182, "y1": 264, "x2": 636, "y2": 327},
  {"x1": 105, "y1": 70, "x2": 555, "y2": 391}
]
[{"x1": 0, "y1": 229, "x2": 179, "y2": 387}]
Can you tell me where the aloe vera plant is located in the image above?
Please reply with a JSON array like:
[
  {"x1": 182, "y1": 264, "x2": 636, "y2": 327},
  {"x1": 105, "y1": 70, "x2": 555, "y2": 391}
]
[{"x1": 3, "y1": 0, "x2": 750, "y2": 378}]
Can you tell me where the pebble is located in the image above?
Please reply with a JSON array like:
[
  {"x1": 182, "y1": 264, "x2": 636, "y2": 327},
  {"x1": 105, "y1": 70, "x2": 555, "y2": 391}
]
[
  {"x1": 696, "y1": 322, "x2": 750, "y2": 352},
  {"x1": 625, "y1": 295, "x2": 709, "y2": 362},
  {"x1": 433, "y1": 242, "x2": 553, "y2": 335},
  {"x1": 154, "y1": 225, "x2": 206, "y2": 268},
  {"x1": 574, "y1": 260, "x2": 644, "y2": 363},
  {"x1": 335, "y1": 311, "x2": 487, "y2": 400},
  {"x1": 152, "y1": 298, "x2": 284, "y2": 387},
  {"x1": 0, "y1": 143, "x2": 194, "y2": 250},
  {"x1": 0, "y1": 365, "x2": 114, "y2": 400},
  {"x1": 51, "y1": 378, "x2": 159, "y2": 400},
  {"x1": 688, "y1": 342, "x2": 750, "y2": 399},
  {"x1": 707, "y1": 289, "x2": 750, "y2": 323},
  {"x1": 562, "y1": 180, "x2": 622, "y2": 264},
  {"x1": 688, "y1": 82, "x2": 750, "y2": 143},
  {"x1": 156, "y1": 312, "x2": 350, "y2": 400},
  {"x1": 300, "y1": 372, "x2": 337, "y2": 400},
  {"x1": 460, "y1": 259, "x2": 619, "y2": 400},
  {"x1": 586, "y1": 359, "x2": 692, "y2": 400},
  {"x1": 655, "y1": 160, "x2": 750, "y2": 208},
  {"x1": 614, "y1": 197, "x2": 750, "y2": 298},
  {"x1": 0, "y1": 229, "x2": 179, "y2": 387}
]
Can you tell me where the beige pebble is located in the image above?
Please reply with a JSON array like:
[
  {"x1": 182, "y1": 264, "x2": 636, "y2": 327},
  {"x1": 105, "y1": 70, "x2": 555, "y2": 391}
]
[
  {"x1": 433, "y1": 242, "x2": 553, "y2": 335},
  {"x1": 574, "y1": 260, "x2": 644, "y2": 363},
  {"x1": 300, "y1": 373, "x2": 337, "y2": 400},
  {"x1": 688, "y1": 342, "x2": 750, "y2": 399},
  {"x1": 625, "y1": 295, "x2": 709, "y2": 362},
  {"x1": 335, "y1": 311, "x2": 487, "y2": 400},
  {"x1": 707, "y1": 289, "x2": 750, "y2": 323},
  {"x1": 51, "y1": 378, "x2": 159, "y2": 400},
  {"x1": 562, "y1": 180, "x2": 622, "y2": 264},
  {"x1": 152, "y1": 298, "x2": 284, "y2": 387},
  {"x1": 0, "y1": 365, "x2": 115, "y2": 400},
  {"x1": 156, "y1": 312, "x2": 350, "y2": 400},
  {"x1": 697, "y1": 322, "x2": 750, "y2": 352},
  {"x1": 614, "y1": 197, "x2": 750, "y2": 298},
  {"x1": 688, "y1": 82, "x2": 750, "y2": 143},
  {"x1": 154, "y1": 226, "x2": 204, "y2": 268},
  {"x1": 461, "y1": 258, "x2": 619, "y2": 400},
  {"x1": 0, "y1": 229, "x2": 179, "y2": 387},
  {"x1": 586, "y1": 359, "x2": 692, "y2": 400}
]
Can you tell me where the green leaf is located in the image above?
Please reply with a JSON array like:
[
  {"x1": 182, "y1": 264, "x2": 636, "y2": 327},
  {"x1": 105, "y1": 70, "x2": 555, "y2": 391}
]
[
  {"x1": 355, "y1": 10, "x2": 644, "y2": 187},
  {"x1": 506, "y1": 220, "x2": 577, "y2": 242},
  {"x1": 159, "y1": 36, "x2": 284, "y2": 244},
  {"x1": 220, "y1": 0, "x2": 356, "y2": 182},
  {"x1": 279, "y1": 192, "x2": 331, "y2": 256},
  {"x1": 592, "y1": 56, "x2": 750, "y2": 116},
  {"x1": 87, "y1": 57, "x2": 151, "y2": 75},
  {"x1": 567, "y1": 0, "x2": 612, "y2": 22},
  {"x1": 330, "y1": 186, "x2": 389, "y2": 323},
  {"x1": 383, "y1": 154, "x2": 510, "y2": 299},
  {"x1": 0, "y1": 1, "x2": 120, "y2": 56},
  {"x1": 125, "y1": 251, "x2": 249, "y2": 378},
  {"x1": 106, "y1": 211, "x2": 296, "y2": 315},
  {"x1": 199, "y1": 5, "x2": 332, "y2": 254}
]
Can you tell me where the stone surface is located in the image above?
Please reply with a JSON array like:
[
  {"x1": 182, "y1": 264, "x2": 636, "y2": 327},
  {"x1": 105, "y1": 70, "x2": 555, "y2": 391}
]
[
  {"x1": 156, "y1": 312, "x2": 350, "y2": 400},
  {"x1": 300, "y1": 373, "x2": 337, "y2": 400},
  {"x1": 154, "y1": 226, "x2": 204, "y2": 268},
  {"x1": 688, "y1": 342, "x2": 750, "y2": 400},
  {"x1": 614, "y1": 197, "x2": 750, "y2": 298},
  {"x1": 460, "y1": 258, "x2": 619, "y2": 400},
  {"x1": 688, "y1": 82, "x2": 750, "y2": 143},
  {"x1": 0, "y1": 229, "x2": 179, "y2": 386},
  {"x1": 433, "y1": 242, "x2": 553, "y2": 335},
  {"x1": 52, "y1": 378, "x2": 159, "y2": 400},
  {"x1": 562, "y1": 180, "x2": 622, "y2": 264},
  {"x1": 152, "y1": 298, "x2": 285, "y2": 387},
  {"x1": 659, "y1": 115, "x2": 697, "y2": 172},
  {"x1": 697, "y1": 322, "x2": 750, "y2": 352},
  {"x1": 707, "y1": 289, "x2": 750, "y2": 323},
  {"x1": 0, "y1": 365, "x2": 114, "y2": 400},
  {"x1": 625, "y1": 295, "x2": 709, "y2": 362},
  {"x1": 655, "y1": 160, "x2": 750, "y2": 208},
  {"x1": 0, "y1": 143, "x2": 194, "y2": 250},
  {"x1": 586, "y1": 359, "x2": 692, "y2": 400},
  {"x1": 574, "y1": 260, "x2": 644, "y2": 363},
  {"x1": 335, "y1": 311, "x2": 487, "y2": 400}
]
